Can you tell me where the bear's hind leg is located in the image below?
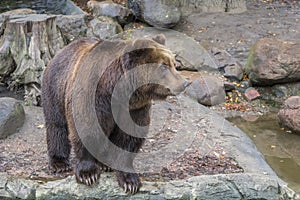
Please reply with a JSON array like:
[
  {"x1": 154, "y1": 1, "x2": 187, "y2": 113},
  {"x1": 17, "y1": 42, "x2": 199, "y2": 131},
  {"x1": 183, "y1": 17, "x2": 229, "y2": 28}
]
[{"x1": 46, "y1": 124, "x2": 72, "y2": 173}]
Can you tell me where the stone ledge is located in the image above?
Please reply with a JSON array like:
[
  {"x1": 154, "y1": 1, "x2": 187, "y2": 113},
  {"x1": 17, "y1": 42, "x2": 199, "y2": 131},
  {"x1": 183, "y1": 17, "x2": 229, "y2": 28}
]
[{"x1": 1, "y1": 172, "x2": 298, "y2": 200}]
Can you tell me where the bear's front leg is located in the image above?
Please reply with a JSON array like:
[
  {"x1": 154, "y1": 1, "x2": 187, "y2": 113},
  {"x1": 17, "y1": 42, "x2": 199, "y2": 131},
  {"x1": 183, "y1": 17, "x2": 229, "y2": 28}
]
[
  {"x1": 109, "y1": 127, "x2": 145, "y2": 194},
  {"x1": 74, "y1": 143, "x2": 102, "y2": 186},
  {"x1": 115, "y1": 170, "x2": 142, "y2": 194}
]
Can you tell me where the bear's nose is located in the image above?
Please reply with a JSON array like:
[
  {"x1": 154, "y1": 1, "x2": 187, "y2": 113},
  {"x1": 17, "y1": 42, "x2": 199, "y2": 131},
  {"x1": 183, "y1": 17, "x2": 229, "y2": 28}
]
[{"x1": 183, "y1": 81, "x2": 191, "y2": 88}]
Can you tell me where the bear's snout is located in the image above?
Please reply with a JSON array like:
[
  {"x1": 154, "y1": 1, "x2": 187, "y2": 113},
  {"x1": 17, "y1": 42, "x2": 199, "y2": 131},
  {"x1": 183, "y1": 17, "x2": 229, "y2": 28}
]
[{"x1": 169, "y1": 78, "x2": 191, "y2": 96}]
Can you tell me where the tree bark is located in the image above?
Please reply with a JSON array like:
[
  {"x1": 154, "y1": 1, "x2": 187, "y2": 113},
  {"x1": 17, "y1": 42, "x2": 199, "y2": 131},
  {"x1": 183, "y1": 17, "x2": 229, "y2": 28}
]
[{"x1": 0, "y1": 13, "x2": 64, "y2": 105}]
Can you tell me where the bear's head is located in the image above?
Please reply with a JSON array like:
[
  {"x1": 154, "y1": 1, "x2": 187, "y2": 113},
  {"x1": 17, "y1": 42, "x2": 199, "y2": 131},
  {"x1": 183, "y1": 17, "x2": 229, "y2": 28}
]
[{"x1": 120, "y1": 34, "x2": 190, "y2": 107}]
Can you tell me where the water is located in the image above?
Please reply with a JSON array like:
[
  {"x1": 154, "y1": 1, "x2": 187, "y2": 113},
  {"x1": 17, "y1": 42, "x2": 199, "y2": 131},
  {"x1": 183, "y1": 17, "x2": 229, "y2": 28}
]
[{"x1": 228, "y1": 113, "x2": 300, "y2": 194}]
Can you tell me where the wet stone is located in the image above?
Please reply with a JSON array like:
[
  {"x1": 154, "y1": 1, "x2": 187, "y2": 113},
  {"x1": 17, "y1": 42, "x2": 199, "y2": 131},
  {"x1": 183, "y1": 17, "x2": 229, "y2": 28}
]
[
  {"x1": 244, "y1": 87, "x2": 260, "y2": 101},
  {"x1": 278, "y1": 96, "x2": 300, "y2": 134}
]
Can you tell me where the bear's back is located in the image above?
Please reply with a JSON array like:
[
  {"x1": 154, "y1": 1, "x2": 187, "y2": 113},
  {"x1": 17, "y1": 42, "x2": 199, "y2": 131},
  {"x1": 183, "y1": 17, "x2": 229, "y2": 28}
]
[{"x1": 42, "y1": 37, "x2": 100, "y2": 113}]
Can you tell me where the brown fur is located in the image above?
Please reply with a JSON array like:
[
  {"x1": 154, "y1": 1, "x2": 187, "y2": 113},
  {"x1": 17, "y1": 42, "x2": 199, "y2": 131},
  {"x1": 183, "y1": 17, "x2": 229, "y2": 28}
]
[{"x1": 41, "y1": 35, "x2": 189, "y2": 194}]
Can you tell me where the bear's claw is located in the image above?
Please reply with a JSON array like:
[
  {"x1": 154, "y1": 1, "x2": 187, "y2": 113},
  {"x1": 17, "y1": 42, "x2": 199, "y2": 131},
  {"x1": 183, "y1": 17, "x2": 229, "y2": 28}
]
[
  {"x1": 77, "y1": 171, "x2": 100, "y2": 186},
  {"x1": 124, "y1": 183, "x2": 138, "y2": 194},
  {"x1": 49, "y1": 160, "x2": 72, "y2": 173},
  {"x1": 116, "y1": 171, "x2": 141, "y2": 194},
  {"x1": 75, "y1": 160, "x2": 101, "y2": 186},
  {"x1": 100, "y1": 163, "x2": 113, "y2": 172}
]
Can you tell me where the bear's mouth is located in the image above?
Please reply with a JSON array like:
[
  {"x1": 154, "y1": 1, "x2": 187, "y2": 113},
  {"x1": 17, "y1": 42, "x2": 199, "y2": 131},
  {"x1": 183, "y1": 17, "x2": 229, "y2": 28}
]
[{"x1": 153, "y1": 87, "x2": 173, "y2": 99}]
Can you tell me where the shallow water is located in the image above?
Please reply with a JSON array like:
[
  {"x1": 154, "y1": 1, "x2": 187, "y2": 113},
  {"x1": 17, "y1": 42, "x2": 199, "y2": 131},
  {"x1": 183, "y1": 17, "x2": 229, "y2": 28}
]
[{"x1": 228, "y1": 113, "x2": 300, "y2": 194}]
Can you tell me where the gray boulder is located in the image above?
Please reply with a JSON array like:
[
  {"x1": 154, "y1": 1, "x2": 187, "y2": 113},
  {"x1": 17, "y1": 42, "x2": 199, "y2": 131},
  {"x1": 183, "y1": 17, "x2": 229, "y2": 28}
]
[
  {"x1": 60, "y1": 0, "x2": 86, "y2": 15},
  {"x1": 278, "y1": 96, "x2": 300, "y2": 134},
  {"x1": 130, "y1": 0, "x2": 246, "y2": 17},
  {"x1": 246, "y1": 38, "x2": 300, "y2": 86},
  {"x1": 178, "y1": 0, "x2": 247, "y2": 16},
  {"x1": 0, "y1": 97, "x2": 25, "y2": 139},
  {"x1": 185, "y1": 76, "x2": 226, "y2": 106},
  {"x1": 271, "y1": 85, "x2": 289, "y2": 98},
  {"x1": 118, "y1": 27, "x2": 218, "y2": 71},
  {"x1": 212, "y1": 48, "x2": 244, "y2": 81},
  {"x1": 87, "y1": 16, "x2": 122, "y2": 39},
  {"x1": 56, "y1": 14, "x2": 88, "y2": 42},
  {"x1": 87, "y1": 0, "x2": 134, "y2": 25},
  {"x1": 223, "y1": 64, "x2": 244, "y2": 81},
  {"x1": 128, "y1": 0, "x2": 181, "y2": 28}
]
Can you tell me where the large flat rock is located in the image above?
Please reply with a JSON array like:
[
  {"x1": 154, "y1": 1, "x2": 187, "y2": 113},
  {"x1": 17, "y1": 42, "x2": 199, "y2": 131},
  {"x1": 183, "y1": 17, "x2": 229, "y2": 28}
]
[{"x1": 0, "y1": 96, "x2": 298, "y2": 199}]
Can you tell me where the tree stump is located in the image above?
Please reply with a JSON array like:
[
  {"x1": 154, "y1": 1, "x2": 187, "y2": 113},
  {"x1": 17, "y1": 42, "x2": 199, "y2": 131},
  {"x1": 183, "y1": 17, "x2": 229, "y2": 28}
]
[{"x1": 0, "y1": 12, "x2": 64, "y2": 105}]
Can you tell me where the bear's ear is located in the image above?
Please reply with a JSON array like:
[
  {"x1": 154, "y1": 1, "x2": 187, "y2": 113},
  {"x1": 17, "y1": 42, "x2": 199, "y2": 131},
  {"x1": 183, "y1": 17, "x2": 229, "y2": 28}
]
[{"x1": 152, "y1": 34, "x2": 166, "y2": 45}]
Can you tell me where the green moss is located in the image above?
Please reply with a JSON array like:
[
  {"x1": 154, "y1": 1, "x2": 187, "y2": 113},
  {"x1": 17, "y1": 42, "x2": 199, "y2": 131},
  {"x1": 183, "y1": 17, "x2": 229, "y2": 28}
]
[{"x1": 245, "y1": 44, "x2": 256, "y2": 74}]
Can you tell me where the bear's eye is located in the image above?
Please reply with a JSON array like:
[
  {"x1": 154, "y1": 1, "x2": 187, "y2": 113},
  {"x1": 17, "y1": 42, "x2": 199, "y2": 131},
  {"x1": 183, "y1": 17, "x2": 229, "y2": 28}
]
[{"x1": 160, "y1": 64, "x2": 169, "y2": 71}]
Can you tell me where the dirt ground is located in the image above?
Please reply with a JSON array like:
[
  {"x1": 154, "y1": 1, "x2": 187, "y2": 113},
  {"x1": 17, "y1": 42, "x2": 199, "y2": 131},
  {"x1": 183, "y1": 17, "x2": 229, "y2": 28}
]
[{"x1": 174, "y1": 0, "x2": 300, "y2": 66}]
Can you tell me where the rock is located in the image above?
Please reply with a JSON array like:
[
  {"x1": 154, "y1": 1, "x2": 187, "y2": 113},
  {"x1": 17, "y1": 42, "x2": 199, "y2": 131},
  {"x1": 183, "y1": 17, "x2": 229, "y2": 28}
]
[
  {"x1": 246, "y1": 38, "x2": 300, "y2": 86},
  {"x1": 0, "y1": 172, "x2": 292, "y2": 200},
  {"x1": 240, "y1": 80, "x2": 251, "y2": 89},
  {"x1": 224, "y1": 81, "x2": 236, "y2": 91},
  {"x1": 129, "y1": 0, "x2": 246, "y2": 19},
  {"x1": 185, "y1": 76, "x2": 226, "y2": 106},
  {"x1": 244, "y1": 87, "x2": 260, "y2": 101},
  {"x1": 56, "y1": 14, "x2": 88, "y2": 42},
  {"x1": 128, "y1": 0, "x2": 181, "y2": 28},
  {"x1": 272, "y1": 85, "x2": 289, "y2": 98},
  {"x1": 235, "y1": 80, "x2": 251, "y2": 93},
  {"x1": 223, "y1": 64, "x2": 244, "y2": 81},
  {"x1": 87, "y1": 0, "x2": 134, "y2": 25},
  {"x1": 278, "y1": 96, "x2": 300, "y2": 134},
  {"x1": 0, "y1": 96, "x2": 297, "y2": 199},
  {"x1": 0, "y1": 97, "x2": 25, "y2": 139},
  {"x1": 87, "y1": 16, "x2": 122, "y2": 39},
  {"x1": 60, "y1": 0, "x2": 86, "y2": 15},
  {"x1": 117, "y1": 27, "x2": 218, "y2": 71},
  {"x1": 0, "y1": 174, "x2": 36, "y2": 199},
  {"x1": 0, "y1": 0, "x2": 84, "y2": 15},
  {"x1": 0, "y1": 84, "x2": 5, "y2": 93},
  {"x1": 0, "y1": 8, "x2": 37, "y2": 15},
  {"x1": 183, "y1": 0, "x2": 246, "y2": 16},
  {"x1": 212, "y1": 47, "x2": 243, "y2": 81}
]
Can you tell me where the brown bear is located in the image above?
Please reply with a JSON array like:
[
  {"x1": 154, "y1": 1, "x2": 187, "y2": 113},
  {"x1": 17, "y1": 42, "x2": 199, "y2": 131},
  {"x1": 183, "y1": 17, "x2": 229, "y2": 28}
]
[{"x1": 41, "y1": 34, "x2": 189, "y2": 194}]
